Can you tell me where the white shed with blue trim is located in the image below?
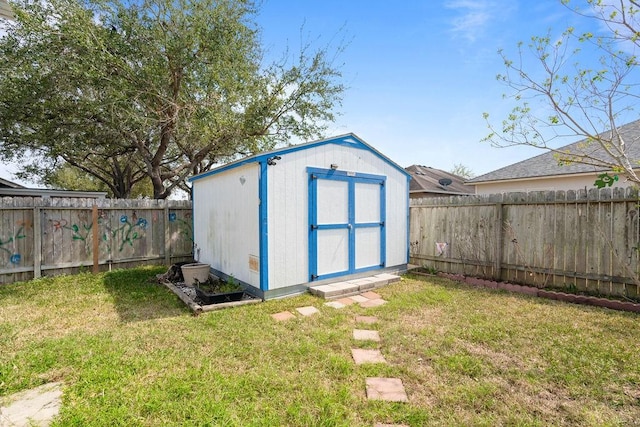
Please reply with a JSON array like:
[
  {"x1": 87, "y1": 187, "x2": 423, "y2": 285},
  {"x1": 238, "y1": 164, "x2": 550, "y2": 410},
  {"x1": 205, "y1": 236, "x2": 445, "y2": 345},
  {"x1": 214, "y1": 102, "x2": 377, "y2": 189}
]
[{"x1": 189, "y1": 134, "x2": 410, "y2": 299}]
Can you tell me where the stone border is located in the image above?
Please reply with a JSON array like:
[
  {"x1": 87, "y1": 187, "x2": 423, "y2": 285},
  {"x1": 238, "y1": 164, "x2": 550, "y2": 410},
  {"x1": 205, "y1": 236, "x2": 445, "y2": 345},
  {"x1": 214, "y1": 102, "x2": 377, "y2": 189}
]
[
  {"x1": 160, "y1": 280, "x2": 261, "y2": 315},
  {"x1": 411, "y1": 271, "x2": 640, "y2": 314}
]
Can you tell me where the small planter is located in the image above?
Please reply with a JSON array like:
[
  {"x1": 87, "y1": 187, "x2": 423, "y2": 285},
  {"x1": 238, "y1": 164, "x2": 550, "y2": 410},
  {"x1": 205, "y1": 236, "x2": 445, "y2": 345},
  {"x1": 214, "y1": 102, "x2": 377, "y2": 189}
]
[
  {"x1": 195, "y1": 288, "x2": 245, "y2": 305},
  {"x1": 181, "y1": 263, "x2": 211, "y2": 287}
]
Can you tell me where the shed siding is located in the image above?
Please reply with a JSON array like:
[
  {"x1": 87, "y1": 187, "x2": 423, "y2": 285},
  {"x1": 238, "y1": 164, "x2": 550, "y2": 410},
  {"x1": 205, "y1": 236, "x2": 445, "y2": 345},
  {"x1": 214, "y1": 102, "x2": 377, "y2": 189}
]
[
  {"x1": 193, "y1": 163, "x2": 260, "y2": 288},
  {"x1": 267, "y1": 143, "x2": 408, "y2": 290}
]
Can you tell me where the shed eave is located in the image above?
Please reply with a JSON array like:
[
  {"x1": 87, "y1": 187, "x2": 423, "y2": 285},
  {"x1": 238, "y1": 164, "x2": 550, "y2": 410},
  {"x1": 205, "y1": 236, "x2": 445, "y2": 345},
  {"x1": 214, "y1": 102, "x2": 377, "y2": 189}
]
[{"x1": 188, "y1": 133, "x2": 411, "y2": 183}]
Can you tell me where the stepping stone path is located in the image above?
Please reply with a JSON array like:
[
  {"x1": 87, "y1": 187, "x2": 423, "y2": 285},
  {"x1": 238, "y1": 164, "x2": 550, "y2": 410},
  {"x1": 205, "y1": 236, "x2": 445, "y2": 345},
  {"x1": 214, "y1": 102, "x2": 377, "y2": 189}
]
[
  {"x1": 355, "y1": 315, "x2": 378, "y2": 324},
  {"x1": 353, "y1": 329, "x2": 381, "y2": 342},
  {"x1": 366, "y1": 377, "x2": 409, "y2": 402},
  {"x1": 322, "y1": 290, "x2": 388, "y2": 309},
  {"x1": 271, "y1": 282, "x2": 409, "y2": 423},
  {"x1": 324, "y1": 301, "x2": 346, "y2": 309},
  {"x1": 271, "y1": 311, "x2": 296, "y2": 321},
  {"x1": 351, "y1": 348, "x2": 387, "y2": 365},
  {"x1": 0, "y1": 382, "x2": 62, "y2": 427},
  {"x1": 349, "y1": 298, "x2": 409, "y2": 410},
  {"x1": 296, "y1": 306, "x2": 319, "y2": 316}
]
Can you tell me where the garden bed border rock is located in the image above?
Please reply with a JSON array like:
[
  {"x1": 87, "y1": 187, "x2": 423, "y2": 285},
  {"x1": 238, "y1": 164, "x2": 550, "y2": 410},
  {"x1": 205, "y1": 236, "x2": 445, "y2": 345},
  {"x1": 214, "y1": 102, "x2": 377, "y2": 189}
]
[{"x1": 160, "y1": 277, "x2": 261, "y2": 315}]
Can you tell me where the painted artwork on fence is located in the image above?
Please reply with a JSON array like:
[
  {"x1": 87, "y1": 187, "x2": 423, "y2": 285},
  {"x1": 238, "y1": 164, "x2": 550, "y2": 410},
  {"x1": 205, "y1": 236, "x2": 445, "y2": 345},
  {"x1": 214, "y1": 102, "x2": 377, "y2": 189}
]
[
  {"x1": 0, "y1": 199, "x2": 193, "y2": 284},
  {"x1": 0, "y1": 219, "x2": 30, "y2": 268},
  {"x1": 40, "y1": 207, "x2": 192, "y2": 268}
]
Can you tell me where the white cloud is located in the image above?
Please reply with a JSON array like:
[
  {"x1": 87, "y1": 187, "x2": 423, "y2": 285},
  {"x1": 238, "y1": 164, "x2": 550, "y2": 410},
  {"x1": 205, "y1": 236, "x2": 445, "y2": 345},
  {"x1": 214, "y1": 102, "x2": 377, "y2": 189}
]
[{"x1": 445, "y1": 0, "x2": 508, "y2": 43}]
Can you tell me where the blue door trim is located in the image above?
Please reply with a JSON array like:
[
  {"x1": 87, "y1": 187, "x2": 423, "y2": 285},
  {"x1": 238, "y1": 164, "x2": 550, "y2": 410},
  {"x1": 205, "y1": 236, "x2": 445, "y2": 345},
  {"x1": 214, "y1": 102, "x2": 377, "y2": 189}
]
[{"x1": 307, "y1": 167, "x2": 386, "y2": 281}]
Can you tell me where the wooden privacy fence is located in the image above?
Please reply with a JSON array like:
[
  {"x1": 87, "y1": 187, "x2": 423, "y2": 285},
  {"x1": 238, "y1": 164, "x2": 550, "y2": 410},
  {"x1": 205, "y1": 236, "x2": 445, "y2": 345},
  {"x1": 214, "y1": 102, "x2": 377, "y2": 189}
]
[
  {"x1": 410, "y1": 187, "x2": 640, "y2": 299},
  {"x1": 0, "y1": 197, "x2": 193, "y2": 284}
]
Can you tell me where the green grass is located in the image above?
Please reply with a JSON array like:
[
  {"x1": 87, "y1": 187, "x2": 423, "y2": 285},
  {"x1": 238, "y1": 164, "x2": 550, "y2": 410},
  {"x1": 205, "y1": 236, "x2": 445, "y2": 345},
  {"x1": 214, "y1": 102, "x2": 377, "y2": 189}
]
[{"x1": 1, "y1": 268, "x2": 639, "y2": 426}]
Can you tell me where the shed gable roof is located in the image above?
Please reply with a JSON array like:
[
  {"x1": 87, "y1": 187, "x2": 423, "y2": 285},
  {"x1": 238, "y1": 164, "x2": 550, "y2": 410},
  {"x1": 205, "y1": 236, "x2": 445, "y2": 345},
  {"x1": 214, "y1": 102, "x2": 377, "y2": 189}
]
[
  {"x1": 469, "y1": 119, "x2": 640, "y2": 184},
  {"x1": 406, "y1": 165, "x2": 474, "y2": 195},
  {"x1": 189, "y1": 133, "x2": 411, "y2": 182}
]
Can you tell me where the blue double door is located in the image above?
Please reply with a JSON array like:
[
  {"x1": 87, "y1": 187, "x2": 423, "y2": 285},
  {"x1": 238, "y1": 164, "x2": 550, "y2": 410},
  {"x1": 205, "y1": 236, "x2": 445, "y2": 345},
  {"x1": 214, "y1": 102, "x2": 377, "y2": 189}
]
[{"x1": 308, "y1": 167, "x2": 386, "y2": 281}]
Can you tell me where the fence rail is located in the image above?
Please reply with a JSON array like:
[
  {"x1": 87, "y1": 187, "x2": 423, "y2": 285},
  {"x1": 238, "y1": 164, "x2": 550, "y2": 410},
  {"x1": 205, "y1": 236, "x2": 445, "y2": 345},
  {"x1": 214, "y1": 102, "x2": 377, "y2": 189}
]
[
  {"x1": 0, "y1": 197, "x2": 193, "y2": 284},
  {"x1": 409, "y1": 187, "x2": 640, "y2": 299}
]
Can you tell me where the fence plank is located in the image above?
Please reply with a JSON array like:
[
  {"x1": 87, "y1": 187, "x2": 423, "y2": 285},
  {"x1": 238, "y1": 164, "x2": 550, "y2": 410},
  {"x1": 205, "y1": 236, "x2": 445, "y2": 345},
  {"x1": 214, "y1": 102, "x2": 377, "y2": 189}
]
[
  {"x1": 0, "y1": 198, "x2": 193, "y2": 284},
  {"x1": 409, "y1": 190, "x2": 640, "y2": 298}
]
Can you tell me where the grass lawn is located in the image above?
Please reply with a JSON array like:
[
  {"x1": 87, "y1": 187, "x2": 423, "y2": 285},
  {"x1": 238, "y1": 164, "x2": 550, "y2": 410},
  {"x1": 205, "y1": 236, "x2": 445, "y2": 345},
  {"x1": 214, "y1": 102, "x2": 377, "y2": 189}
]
[{"x1": 1, "y1": 267, "x2": 639, "y2": 426}]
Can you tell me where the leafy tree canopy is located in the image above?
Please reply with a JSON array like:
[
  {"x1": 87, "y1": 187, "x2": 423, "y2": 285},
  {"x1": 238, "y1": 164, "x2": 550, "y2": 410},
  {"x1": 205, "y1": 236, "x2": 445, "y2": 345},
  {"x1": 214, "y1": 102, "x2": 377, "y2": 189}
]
[
  {"x1": 484, "y1": 0, "x2": 640, "y2": 187},
  {"x1": 0, "y1": 0, "x2": 345, "y2": 198}
]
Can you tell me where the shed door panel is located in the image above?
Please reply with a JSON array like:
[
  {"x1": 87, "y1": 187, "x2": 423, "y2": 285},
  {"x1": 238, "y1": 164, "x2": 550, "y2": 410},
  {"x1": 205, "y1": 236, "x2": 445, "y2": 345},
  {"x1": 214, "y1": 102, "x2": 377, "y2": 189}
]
[
  {"x1": 317, "y1": 228, "x2": 350, "y2": 276},
  {"x1": 355, "y1": 227, "x2": 381, "y2": 269},
  {"x1": 354, "y1": 182, "x2": 382, "y2": 269},
  {"x1": 316, "y1": 179, "x2": 350, "y2": 277},
  {"x1": 308, "y1": 168, "x2": 386, "y2": 281}
]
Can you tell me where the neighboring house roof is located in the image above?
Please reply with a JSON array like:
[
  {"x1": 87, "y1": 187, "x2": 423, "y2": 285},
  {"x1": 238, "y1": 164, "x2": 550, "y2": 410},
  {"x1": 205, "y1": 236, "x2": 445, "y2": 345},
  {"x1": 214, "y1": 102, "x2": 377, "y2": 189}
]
[
  {"x1": 405, "y1": 165, "x2": 474, "y2": 196},
  {"x1": 0, "y1": 175, "x2": 107, "y2": 198},
  {"x1": 0, "y1": 0, "x2": 13, "y2": 20},
  {"x1": 469, "y1": 119, "x2": 640, "y2": 184},
  {"x1": 0, "y1": 176, "x2": 25, "y2": 189},
  {"x1": 0, "y1": 188, "x2": 108, "y2": 198}
]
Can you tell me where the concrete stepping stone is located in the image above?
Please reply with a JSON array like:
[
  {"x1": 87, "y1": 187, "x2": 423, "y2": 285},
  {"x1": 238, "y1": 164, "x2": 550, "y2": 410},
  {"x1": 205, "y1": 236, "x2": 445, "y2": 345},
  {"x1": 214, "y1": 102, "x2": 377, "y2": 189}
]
[
  {"x1": 360, "y1": 298, "x2": 387, "y2": 308},
  {"x1": 337, "y1": 297, "x2": 356, "y2": 306},
  {"x1": 355, "y1": 315, "x2": 378, "y2": 324},
  {"x1": 349, "y1": 295, "x2": 369, "y2": 303},
  {"x1": 353, "y1": 329, "x2": 381, "y2": 341},
  {"x1": 296, "y1": 306, "x2": 320, "y2": 316},
  {"x1": 272, "y1": 311, "x2": 296, "y2": 321},
  {"x1": 324, "y1": 301, "x2": 346, "y2": 309},
  {"x1": 0, "y1": 382, "x2": 62, "y2": 426},
  {"x1": 351, "y1": 348, "x2": 387, "y2": 364},
  {"x1": 361, "y1": 291, "x2": 382, "y2": 300},
  {"x1": 365, "y1": 377, "x2": 408, "y2": 402}
]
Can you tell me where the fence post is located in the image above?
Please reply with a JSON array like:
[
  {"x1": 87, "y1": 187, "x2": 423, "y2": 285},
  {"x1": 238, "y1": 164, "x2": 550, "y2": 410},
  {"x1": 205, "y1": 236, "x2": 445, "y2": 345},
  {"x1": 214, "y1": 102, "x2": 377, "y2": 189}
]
[
  {"x1": 495, "y1": 202, "x2": 503, "y2": 281},
  {"x1": 164, "y1": 205, "x2": 170, "y2": 265},
  {"x1": 33, "y1": 207, "x2": 41, "y2": 278},
  {"x1": 92, "y1": 205, "x2": 99, "y2": 273}
]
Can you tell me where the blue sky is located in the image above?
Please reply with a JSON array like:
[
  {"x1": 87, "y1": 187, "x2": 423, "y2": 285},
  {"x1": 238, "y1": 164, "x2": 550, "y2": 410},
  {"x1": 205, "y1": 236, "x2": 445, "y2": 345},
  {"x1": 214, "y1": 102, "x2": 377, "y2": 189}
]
[
  {"x1": 0, "y1": 0, "x2": 601, "y2": 185},
  {"x1": 256, "y1": 0, "x2": 591, "y2": 177}
]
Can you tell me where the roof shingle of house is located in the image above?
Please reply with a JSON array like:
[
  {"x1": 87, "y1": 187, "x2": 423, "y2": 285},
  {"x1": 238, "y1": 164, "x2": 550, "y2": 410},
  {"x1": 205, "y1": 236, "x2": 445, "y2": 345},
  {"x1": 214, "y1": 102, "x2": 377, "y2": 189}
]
[
  {"x1": 406, "y1": 165, "x2": 474, "y2": 196},
  {"x1": 469, "y1": 119, "x2": 640, "y2": 183}
]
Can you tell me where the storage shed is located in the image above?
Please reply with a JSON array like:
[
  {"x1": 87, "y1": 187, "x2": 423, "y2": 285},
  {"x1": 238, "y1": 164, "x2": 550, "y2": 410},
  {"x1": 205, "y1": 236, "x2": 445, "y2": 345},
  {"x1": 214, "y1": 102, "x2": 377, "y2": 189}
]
[{"x1": 189, "y1": 134, "x2": 410, "y2": 299}]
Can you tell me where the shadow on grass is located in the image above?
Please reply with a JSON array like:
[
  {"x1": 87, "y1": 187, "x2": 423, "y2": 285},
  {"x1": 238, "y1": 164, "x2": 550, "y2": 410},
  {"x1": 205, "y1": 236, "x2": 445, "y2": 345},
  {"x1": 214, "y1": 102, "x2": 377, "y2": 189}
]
[{"x1": 102, "y1": 267, "x2": 189, "y2": 323}]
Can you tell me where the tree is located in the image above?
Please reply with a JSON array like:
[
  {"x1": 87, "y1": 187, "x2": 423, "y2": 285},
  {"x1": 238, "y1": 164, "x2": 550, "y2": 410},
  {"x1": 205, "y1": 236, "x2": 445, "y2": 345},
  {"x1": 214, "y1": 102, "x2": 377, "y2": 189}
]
[
  {"x1": 450, "y1": 163, "x2": 475, "y2": 179},
  {"x1": 0, "y1": 0, "x2": 345, "y2": 198},
  {"x1": 483, "y1": 0, "x2": 640, "y2": 186}
]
